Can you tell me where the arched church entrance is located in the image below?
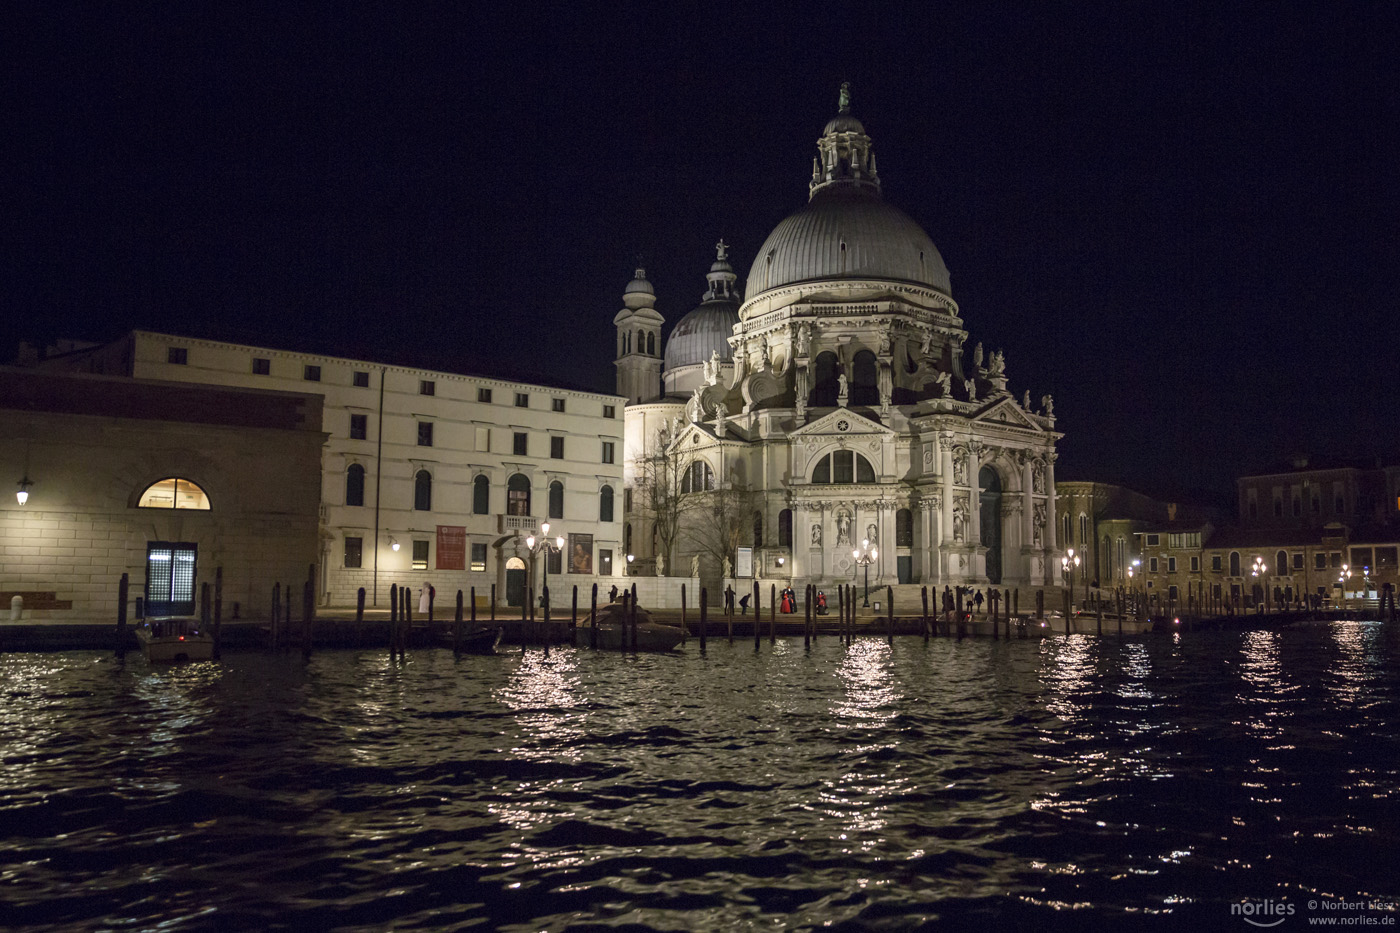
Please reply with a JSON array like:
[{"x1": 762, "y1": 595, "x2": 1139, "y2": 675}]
[
  {"x1": 979, "y1": 465, "x2": 1003, "y2": 584},
  {"x1": 505, "y1": 556, "x2": 527, "y2": 607}
]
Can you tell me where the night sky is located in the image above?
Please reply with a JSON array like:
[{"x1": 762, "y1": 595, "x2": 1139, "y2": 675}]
[{"x1": 5, "y1": 3, "x2": 1397, "y2": 505}]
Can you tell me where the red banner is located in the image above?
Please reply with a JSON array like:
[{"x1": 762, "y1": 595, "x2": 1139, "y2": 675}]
[{"x1": 436, "y1": 525, "x2": 466, "y2": 570}]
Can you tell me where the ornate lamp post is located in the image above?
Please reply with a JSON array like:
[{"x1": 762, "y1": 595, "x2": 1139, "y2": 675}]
[
  {"x1": 1338, "y1": 563, "x2": 1351, "y2": 609},
  {"x1": 853, "y1": 538, "x2": 877, "y2": 608},
  {"x1": 525, "y1": 521, "x2": 565, "y2": 607},
  {"x1": 1127, "y1": 561, "x2": 1137, "y2": 618},
  {"x1": 1252, "y1": 556, "x2": 1268, "y2": 613},
  {"x1": 1062, "y1": 547, "x2": 1081, "y2": 611}
]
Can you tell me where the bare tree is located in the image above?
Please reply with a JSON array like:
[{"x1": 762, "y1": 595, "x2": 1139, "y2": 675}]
[
  {"x1": 632, "y1": 449, "x2": 705, "y2": 571},
  {"x1": 685, "y1": 482, "x2": 760, "y2": 579}
]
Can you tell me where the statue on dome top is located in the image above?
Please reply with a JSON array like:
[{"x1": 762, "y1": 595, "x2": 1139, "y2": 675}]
[
  {"x1": 716, "y1": 239, "x2": 729, "y2": 262},
  {"x1": 838, "y1": 81, "x2": 852, "y2": 114}
]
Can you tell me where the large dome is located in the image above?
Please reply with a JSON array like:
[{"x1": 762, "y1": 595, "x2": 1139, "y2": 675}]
[
  {"x1": 744, "y1": 186, "x2": 951, "y2": 299},
  {"x1": 663, "y1": 300, "x2": 738, "y2": 371}
]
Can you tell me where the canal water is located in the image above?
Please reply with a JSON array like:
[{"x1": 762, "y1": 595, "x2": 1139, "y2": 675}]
[{"x1": 2, "y1": 623, "x2": 1397, "y2": 931}]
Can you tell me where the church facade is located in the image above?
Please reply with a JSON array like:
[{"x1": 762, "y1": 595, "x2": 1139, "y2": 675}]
[{"x1": 619, "y1": 87, "x2": 1065, "y2": 594}]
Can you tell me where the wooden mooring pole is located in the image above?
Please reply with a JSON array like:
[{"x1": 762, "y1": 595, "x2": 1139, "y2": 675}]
[
  {"x1": 115, "y1": 572, "x2": 129, "y2": 658},
  {"x1": 699, "y1": 587, "x2": 708, "y2": 651}
]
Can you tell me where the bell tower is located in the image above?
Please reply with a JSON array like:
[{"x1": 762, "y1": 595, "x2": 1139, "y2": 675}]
[{"x1": 613, "y1": 267, "x2": 664, "y2": 404}]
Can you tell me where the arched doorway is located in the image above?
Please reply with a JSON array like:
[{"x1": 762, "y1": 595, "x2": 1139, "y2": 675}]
[
  {"x1": 505, "y1": 556, "x2": 527, "y2": 607},
  {"x1": 979, "y1": 465, "x2": 1003, "y2": 584}
]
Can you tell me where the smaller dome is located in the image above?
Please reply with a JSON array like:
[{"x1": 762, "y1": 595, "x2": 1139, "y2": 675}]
[
  {"x1": 663, "y1": 301, "x2": 738, "y2": 372},
  {"x1": 623, "y1": 267, "x2": 654, "y2": 296},
  {"x1": 823, "y1": 114, "x2": 866, "y2": 135}
]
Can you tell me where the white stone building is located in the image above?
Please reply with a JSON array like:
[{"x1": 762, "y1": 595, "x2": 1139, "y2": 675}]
[
  {"x1": 45, "y1": 332, "x2": 628, "y2": 609},
  {"x1": 621, "y1": 86, "x2": 1065, "y2": 595}
]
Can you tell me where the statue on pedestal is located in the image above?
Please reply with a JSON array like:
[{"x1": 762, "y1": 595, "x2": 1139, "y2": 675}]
[
  {"x1": 691, "y1": 555, "x2": 700, "y2": 579},
  {"x1": 656, "y1": 554, "x2": 666, "y2": 577}
]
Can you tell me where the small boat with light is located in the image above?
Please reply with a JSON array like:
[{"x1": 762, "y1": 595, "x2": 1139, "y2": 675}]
[
  {"x1": 589, "y1": 603, "x2": 686, "y2": 652},
  {"x1": 135, "y1": 618, "x2": 215, "y2": 662}
]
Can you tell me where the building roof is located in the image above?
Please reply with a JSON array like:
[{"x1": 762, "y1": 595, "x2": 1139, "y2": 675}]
[{"x1": 663, "y1": 300, "x2": 738, "y2": 371}]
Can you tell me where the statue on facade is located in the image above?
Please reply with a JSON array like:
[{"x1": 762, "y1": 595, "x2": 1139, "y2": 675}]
[
  {"x1": 795, "y1": 322, "x2": 811, "y2": 357},
  {"x1": 988, "y1": 350, "x2": 1005, "y2": 377},
  {"x1": 920, "y1": 331, "x2": 934, "y2": 358},
  {"x1": 835, "y1": 508, "x2": 852, "y2": 545},
  {"x1": 703, "y1": 350, "x2": 721, "y2": 386},
  {"x1": 953, "y1": 503, "x2": 967, "y2": 543},
  {"x1": 964, "y1": 378, "x2": 977, "y2": 402},
  {"x1": 1033, "y1": 460, "x2": 1046, "y2": 494},
  {"x1": 837, "y1": 373, "x2": 849, "y2": 407},
  {"x1": 722, "y1": 556, "x2": 732, "y2": 579},
  {"x1": 1042, "y1": 394, "x2": 1054, "y2": 417},
  {"x1": 1033, "y1": 503, "x2": 1047, "y2": 548},
  {"x1": 936, "y1": 370, "x2": 952, "y2": 397},
  {"x1": 953, "y1": 450, "x2": 967, "y2": 486},
  {"x1": 973, "y1": 342, "x2": 984, "y2": 369},
  {"x1": 1022, "y1": 389, "x2": 1032, "y2": 411},
  {"x1": 811, "y1": 523, "x2": 822, "y2": 546},
  {"x1": 878, "y1": 330, "x2": 892, "y2": 355},
  {"x1": 692, "y1": 555, "x2": 700, "y2": 579},
  {"x1": 672, "y1": 416, "x2": 684, "y2": 439},
  {"x1": 656, "y1": 554, "x2": 666, "y2": 576},
  {"x1": 760, "y1": 338, "x2": 771, "y2": 370},
  {"x1": 866, "y1": 523, "x2": 878, "y2": 546}
]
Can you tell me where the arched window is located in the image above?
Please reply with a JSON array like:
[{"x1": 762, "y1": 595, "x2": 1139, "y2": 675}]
[
  {"x1": 345, "y1": 464, "x2": 365, "y2": 507},
  {"x1": 1230, "y1": 551, "x2": 1241, "y2": 577},
  {"x1": 810, "y1": 450, "x2": 876, "y2": 484},
  {"x1": 473, "y1": 475, "x2": 490, "y2": 514},
  {"x1": 896, "y1": 508, "x2": 913, "y2": 547},
  {"x1": 414, "y1": 470, "x2": 432, "y2": 511},
  {"x1": 811, "y1": 351, "x2": 840, "y2": 406},
  {"x1": 1276, "y1": 550, "x2": 1287, "y2": 575},
  {"x1": 548, "y1": 480, "x2": 564, "y2": 519},
  {"x1": 1062, "y1": 514, "x2": 1071, "y2": 547},
  {"x1": 636, "y1": 328, "x2": 644, "y2": 354},
  {"x1": 625, "y1": 522, "x2": 633, "y2": 554},
  {"x1": 753, "y1": 511, "x2": 763, "y2": 547},
  {"x1": 600, "y1": 485, "x2": 614, "y2": 522},
  {"x1": 778, "y1": 509, "x2": 792, "y2": 547},
  {"x1": 1079, "y1": 514, "x2": 1089, "y2": 549},
  {"x1": 1102, "y1": 535, "x2": 1113, "y2": 581},
  {"x1": 646, "y1": 332, "x2": 655, "y2": 356},
  {"x1": 681, "y1": 461, "x2": 715, "y2": 493},
  {"x1": 507, "y1": 473, "x2": 531, "y2": 516},
  {"x1": 137, "y1": 477, "x2": 212, "y2": 510},
  {"x1": 850, "y1": 350, "x2": 878, "y2": 405}
]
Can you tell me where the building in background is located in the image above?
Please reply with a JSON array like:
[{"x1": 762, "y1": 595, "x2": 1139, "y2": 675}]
[{"x1": 34, "y1": 332, "x2": 627, "y2": 609}]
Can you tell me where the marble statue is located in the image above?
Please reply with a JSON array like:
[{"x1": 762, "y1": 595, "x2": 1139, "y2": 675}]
[
  {"x1": 1022, "y1": 389, "x2": 1031, "y2": 410},
  {"x1": 811, "y1": 523, "x2": 822, "y2": 546},
  {"x1": 964, "y1": 378, "x2": 977, "y2": 402},
  {"x1": 866, "y1": 523, "x2": 877, "y2": 546},
  {"x1": 1033, "y1": 461, "x2": 1046, "y2": 494},
  {"x1": 936, "y1": 371, "x2": 952, "y2": 396},
  {"x1": 953, "y1": 450, "x2": 967, "y2": 486},
  {"x1": 692, "y1": 555, "x2": 700, "y2": 579},
  {"x1": 656, "y1": 554, "x2": 665, "y2": 576},
  {"x1": 1042, "y1": 394, "x2": 1054, "y2": 417},
  {"x1": 953, "y1": 503, "x2": 968, "y2": 543},
  {"x1": 722, "y1": 556, "x2": 732, "y2": 578},
  {"x1": 878, "y1": 330, "x2": 891, "y2": 355},
  {"x1": 837, "y1": 373, "x2": 849, "y2": 406},
  {"x1": 973, "y1": 342, "x2": 984, "y2": 368},
  {"x1": 988, "y1": 350, "x2": 1005, "y2": 376},
  {"x1": 795, "y1": 322, "x2": 811, "y2": 357},
  {"x1": 835, "y1": 508, "x2": 852, "y2": 546}
]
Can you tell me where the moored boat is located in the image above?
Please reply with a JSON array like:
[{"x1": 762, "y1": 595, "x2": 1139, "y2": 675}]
[
  {"x1": 434, "y1": 625, "x2": 505, "y2": 654},
  {"x1": 587, "y1": 603, "x2": 685, "y2": 652},
  {"x1": 135, "y1": 618, "x2": 215, "y2": 662}
]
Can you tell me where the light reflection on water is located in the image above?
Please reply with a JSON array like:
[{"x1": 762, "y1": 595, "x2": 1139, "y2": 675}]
[{"x1": 0, "y1": 623, "x2": 1396, "y2": 931}]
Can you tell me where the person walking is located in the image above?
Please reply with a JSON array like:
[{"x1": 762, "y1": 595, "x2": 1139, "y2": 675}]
[{"x1": 974, "y1": 590, "x2": 984, "y2": 614}]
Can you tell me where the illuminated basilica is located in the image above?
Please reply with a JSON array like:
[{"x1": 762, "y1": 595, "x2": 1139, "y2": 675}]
[{"x1": 618, "y1": 86, "x2": 1066, "y2": 593}]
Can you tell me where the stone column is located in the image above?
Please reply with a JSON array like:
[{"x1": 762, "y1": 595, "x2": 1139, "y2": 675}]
[
  {"x1": 940, "y1": 435, "x2": 955, "y2": 548},
  {"x1": 1021, "y1": 452, "x2": 1034, "y2": 577},
  {"x1": 793, "y1": 503, "x2": 810, "y2": 582},
  {"x1": 1045, "y1": 452, "x2": 1059, "y2": 582},
  {"x1": 880, "y1": 498, "x2": 896, "y2": 584},
  {"x1": 968, "y1": 442, "x2": 982, "y2": 548}
]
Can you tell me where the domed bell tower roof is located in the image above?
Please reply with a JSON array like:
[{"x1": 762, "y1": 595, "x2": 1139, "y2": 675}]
[{"x1": 663, "y1": 240, "x2": 741, "y2": 375}]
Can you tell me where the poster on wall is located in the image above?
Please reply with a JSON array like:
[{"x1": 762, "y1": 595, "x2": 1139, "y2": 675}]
[
  {"x1": 436, "y1": 525, "x2": 466, "y2": 570},
  {"x1": 569, "y1": 533, "x2": 593, "y2": 575},
  {"x1": 735, "y1": 546, "x2": 754, "y2": 578}
]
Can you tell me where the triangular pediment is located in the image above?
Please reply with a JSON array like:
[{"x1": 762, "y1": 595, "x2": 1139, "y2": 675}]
[
  {"x1": 668, "y1": 420, "x2": 743, "y2": 453},
  {"x1": 791, "y1": 408, "x2": 894, "y2": 440},
  {"x1": 970, "y1": 397, "x2": 1044, "y2": 432}
]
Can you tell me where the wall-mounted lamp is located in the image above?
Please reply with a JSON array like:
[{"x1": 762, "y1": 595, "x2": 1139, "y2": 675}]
[
  {"x1": 389, "y1": 535, "x2": 400, "y2": 551},
  {"x1": 776, "y1": 556, "x2": 786, "y2": 568},
  {"x1": 16, "y1": 476, "x2": 32, "y2": 506}
]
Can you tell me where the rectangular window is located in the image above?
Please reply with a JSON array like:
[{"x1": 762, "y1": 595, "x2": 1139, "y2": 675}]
[
  {"x1": 1168, "y1": 557, "x2": 1177, "y2": 573},
  {"x1": 420, "y1": 380, "x2": 435, "y2": 396},
  {"x1": 1212, "y1": 583, "x2": 1222, "y2": 600},
  {"x1": 1212, "y1": 555, "x2": 1222, "y2": 572},
  {"x1": 252, "y1": 357, "x2": 270, "y2": 375},
  {"x1": 515, "y1": 392, "x2": 529, "y2": 408},
  {"x1": 1331, "y1": 552, "x2": 1342, "y2": 568},
  {"x1": 513, "y1": 432, "x2": 527, "y2": 456},
  {"x1": 1149, "y1": 557, "x2": 1159, "y2": 573},
  {"x1": 470, "y1": 542, "x2": 487, "y2": 573},
  {"x1": 167, "y1": 347, "x2": 188, "y2": 365},
  {"x1": 1315, "y1": 552, "x2": 1327, "y2": 570},
  {"x1": 344, "y1": 536, "x2": 363, "y2": 568},
  {"x1": 599, "y1": 549, "x2": 613, "y2": 576},
  {"x1": 353, "y1": 371, "x2": 370, "y2": 387},
  {"x1": 1190, "y1": 556, "x2": 1200, "y2": 572},
  {"x1": 552, "y1": 398, "x2": 565, "y2": 413},
  {"x1": 603, "y1": 404, "x2": 615, "y2": 419},
  {"x1": 1351, "y1": 548, "x2": 1373, "y2": 569},
  {"x1": 478, "y1": 387, "x2": 492, "y2": 403},
  {"x1": 350, "y1": 414, "x2": 367, "y2": 440},
  {"x1": 547, "y1": 548, "x2": 562, "y2": 576},
  {"x1": 1145, "y1": 534, "x2": 1160, "y2": 547},
  {"x1": 624, "y1": 487, "x2": 633, "y2": 511},
  {"x1": 1169, "y1": 585, "x2": 1179, "y2": 601},
  {"x1": 1293, "y1": 553, "x2": 1304, "y2": 571},
  {"x1": 411, "y1": 540, "x2": 429, "y2": 570},
  {"x1": 551, "y1": 436, "x2": 564, "y2": 459},
  {"x1": 418, "y1": 421, "x2": 434, "y2": 447},
  {"x1": 304, "y1": 364, "x2": 321, "y2": 382},
  {"x1": 602, "y1": 441, "x2": 615, "y2": 464},
  {"x1": 475, "y1": 426, "x2": 490, "y2": 452}
]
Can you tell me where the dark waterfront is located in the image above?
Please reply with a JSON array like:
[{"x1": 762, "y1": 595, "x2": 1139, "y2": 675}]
[{"x1": 2, "y1": 624, "x2": 1398, "y2": 931}]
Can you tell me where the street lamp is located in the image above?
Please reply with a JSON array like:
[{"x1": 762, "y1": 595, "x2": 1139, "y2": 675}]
[
  {"x1": 525, "y1": 521, "x2": 566, "y2": 607},
  {"x1": 853, "y1": 538, "x2": 877, "y2": 608},
  {"x1": 16, "y1": 475, "x2": 32, "y2": 505},
  {"x1": 626, "y1": 553, "x2": 635, "y2": 575},
  {"x1": 1062, "y1": 547, "x2": 1081, "y2": 611},
  {"x1": 1252, "y1": 556, "x2": 1268, "y2": 613},
  {"x1": 1339, "y1": 563, "x2": 1352, "y2": 609}
]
